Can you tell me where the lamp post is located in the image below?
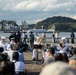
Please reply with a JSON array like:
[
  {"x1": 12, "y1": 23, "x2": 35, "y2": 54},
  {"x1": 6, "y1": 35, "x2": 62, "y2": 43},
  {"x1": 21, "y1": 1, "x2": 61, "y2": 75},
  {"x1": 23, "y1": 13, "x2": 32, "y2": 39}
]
[{"x1": 75, "y1": 5, "x2": 76, "y2": 19}]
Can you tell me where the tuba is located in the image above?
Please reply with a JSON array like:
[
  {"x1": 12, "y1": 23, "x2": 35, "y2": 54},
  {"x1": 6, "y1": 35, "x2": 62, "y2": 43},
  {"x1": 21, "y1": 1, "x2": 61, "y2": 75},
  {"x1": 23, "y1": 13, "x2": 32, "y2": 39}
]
[{"x1": 38, "y1": 37, "x2": 44, "y2": 45}]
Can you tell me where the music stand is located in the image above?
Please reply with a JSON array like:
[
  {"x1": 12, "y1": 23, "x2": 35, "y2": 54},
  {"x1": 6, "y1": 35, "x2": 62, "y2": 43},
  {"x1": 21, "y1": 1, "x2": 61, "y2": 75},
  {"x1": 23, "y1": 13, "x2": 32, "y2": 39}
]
[{"x1": 34, "y1": 44, "x2": 43, "y2": 61}]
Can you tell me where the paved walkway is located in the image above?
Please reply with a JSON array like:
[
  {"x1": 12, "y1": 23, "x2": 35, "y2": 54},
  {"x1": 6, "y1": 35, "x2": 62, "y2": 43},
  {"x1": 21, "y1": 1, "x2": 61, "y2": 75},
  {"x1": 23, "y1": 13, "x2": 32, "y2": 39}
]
[{"x1": 24, "y1": 52, "x2": 42, "y2": 75}]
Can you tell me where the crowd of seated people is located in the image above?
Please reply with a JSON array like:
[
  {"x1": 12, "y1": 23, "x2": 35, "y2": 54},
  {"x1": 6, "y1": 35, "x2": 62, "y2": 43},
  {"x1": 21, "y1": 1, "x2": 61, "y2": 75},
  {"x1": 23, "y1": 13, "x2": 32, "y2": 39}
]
[
  {"x1": 39, "y1": 37, "x2": 76, "y2": 75},
  {"x1": 0, "y1": 36, "x2": 27, "y2": 75},
  {"x1": 0, "y1": 35, "x2": 76, "y2": 75}
]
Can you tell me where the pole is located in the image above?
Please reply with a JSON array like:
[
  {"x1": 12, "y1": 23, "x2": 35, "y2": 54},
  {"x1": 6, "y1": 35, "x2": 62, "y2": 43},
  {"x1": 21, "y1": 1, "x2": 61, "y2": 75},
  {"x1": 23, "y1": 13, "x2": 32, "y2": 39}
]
[{"x1": 75, "y1": 5, "x2": 76, "y2": 19}]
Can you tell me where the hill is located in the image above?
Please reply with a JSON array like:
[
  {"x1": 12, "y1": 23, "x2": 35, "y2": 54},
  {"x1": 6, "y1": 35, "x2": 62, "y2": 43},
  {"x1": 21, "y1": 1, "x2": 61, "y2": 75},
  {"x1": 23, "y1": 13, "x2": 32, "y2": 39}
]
[
  {"x1": 28, "y1": 24, "x2": 35, "y2": 29},
  {"x1": 35, "y1": 16, "x2": 76, "y2": 32}
]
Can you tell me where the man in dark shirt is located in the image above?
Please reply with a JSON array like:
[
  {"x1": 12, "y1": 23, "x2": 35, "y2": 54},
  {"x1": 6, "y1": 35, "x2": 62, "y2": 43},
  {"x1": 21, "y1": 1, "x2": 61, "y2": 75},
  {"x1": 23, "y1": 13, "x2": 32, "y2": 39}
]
[
  {"x1": 29, "y1": 32, "x2": 34, "y2": 51},
  {"x1": 70, "y1": 32, "x2": 75, "y2": 44}
]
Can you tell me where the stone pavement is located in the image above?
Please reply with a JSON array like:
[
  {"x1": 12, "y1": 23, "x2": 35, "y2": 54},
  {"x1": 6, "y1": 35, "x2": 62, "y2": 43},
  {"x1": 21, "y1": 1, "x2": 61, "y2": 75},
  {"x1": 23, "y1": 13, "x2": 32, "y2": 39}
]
[{"x1": 23, "y1": 52, "x2": 42, "y2": 75}]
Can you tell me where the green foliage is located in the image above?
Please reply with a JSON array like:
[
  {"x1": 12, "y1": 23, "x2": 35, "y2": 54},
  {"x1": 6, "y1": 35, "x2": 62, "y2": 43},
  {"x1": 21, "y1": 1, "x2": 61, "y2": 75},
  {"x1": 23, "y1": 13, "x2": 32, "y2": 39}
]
[
  {"x1": 1, "y1": 20, "x2": 18, "y2": 26},
  {"x1": 35, "y1": 16, "x2": 76, "y2": 32}
]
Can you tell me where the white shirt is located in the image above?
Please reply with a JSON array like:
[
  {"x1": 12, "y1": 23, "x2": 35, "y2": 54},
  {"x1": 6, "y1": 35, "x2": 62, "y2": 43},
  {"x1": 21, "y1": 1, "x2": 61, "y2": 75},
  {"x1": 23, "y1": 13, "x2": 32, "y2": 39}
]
[
  {"x1": 3, "y1": 50, "x2": 14, "y2": 61},
  {"x1": 64, "y1": 42, "x2": 68, "y2": 47},
  {"x1": 22, "y1": 33, "x2": 25, "y2": 38},
  {"x1": 55, "y1": 33, "x2": 58, "y2": 38},
  {"x1": 10, "y1": 41, "x2": 16, "y2": 45},
  {"x1": 13, "y1": 60, "x2": 25, "y2": 72},
  {"x1": 6, "y1": 43, "x2": 11, "y2": 51},
  {"x1": 6, "y1": 41, "x2": 16, "y2": 51},
  {"x1": 0, "y1": 41, "x2": 7, "y2": 51},
  {"x1": 34, "y1": 41, "x2": 39, "y2": 44},
  {"x1": 3, "y1": 50, "x2": 24, "y2": 62},
  {"x1": 32, "y1": 40, "x2": 39, "y2": 59}
]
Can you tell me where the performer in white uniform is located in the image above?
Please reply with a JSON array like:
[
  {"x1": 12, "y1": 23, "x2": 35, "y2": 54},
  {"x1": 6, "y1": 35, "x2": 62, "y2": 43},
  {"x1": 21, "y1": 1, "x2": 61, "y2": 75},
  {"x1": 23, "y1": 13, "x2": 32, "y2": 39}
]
[
  {"x1": 32, "y1": 37, "x2": 45, "y2": 61},
  {"x1": 7, "y1": 38, "x2": 16, "y2": 51},
  {"x1": 0, "y1": 36, "x2": 7, "y2": 51},
  {"x1": 32, "y1": 37, "x2": 39, "y2": 60}
]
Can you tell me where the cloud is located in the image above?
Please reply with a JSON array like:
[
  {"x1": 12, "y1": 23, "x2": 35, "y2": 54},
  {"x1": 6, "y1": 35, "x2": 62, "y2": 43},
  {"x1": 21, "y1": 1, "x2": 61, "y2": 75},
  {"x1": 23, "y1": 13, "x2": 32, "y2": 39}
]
[
  {"x1": 0, "y1": 0, "x2": 76, "y2": 24},
  {"x1": 0, "y1": 0, "x2": 76, "y2": 13},
  {"x1": 0, "y1": 0, "x2": 75, "y2": 12},
  {"x1": 13, "y1": 1, "x2": 39, "y2": 11},
  {"x1": 0, "y1": 0, "x2": 58, "y2": 11}
]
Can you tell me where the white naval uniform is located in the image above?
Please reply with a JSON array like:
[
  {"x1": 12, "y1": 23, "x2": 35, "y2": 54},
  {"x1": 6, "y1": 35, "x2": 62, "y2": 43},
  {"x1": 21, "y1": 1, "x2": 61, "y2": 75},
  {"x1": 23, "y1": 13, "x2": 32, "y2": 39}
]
[
  {"x1": 32, "y1": 41, "x2": 45, "y2": 60},
  {"x1": 0, "y1": 41, "x2": 7, "y2": 51},
  {"x1": 6, "y1": 41, "x2": 16, "y2": 51},
  {"x1": 12, "y1": 60, "x2": 25, "y2": 73}
]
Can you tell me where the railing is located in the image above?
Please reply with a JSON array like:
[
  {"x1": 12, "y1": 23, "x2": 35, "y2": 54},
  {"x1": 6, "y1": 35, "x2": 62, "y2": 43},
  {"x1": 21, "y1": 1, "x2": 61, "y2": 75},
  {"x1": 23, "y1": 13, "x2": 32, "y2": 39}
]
[
  {"x1": 45, "y1": 37, "x2": 76, "y2": 43},
  {"x1": 26, "y1": 37, "x2": 76, "y2": 44},
  {"x1": 5, "y1": 37, "x2": 76, "y2": 44}
]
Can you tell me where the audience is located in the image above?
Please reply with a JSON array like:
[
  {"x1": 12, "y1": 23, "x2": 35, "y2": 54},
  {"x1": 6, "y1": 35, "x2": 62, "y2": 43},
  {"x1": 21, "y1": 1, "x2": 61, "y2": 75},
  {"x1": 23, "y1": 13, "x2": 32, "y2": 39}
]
[
  {"x1": 40, "y1": 61, "x2": 76, "y2": 75},
  {"x1": 42, "y1": 47, "x2": 55, "y2": 66},
  {"x1": 69, "y1": 60, "x2": 76, "y2": 70},
  {"x1": 0, "y1": 35, "x2": 76, "y2": 75},
  {"x1": 62, "y1": 53, "x2": 69, "y2": 63},
  {"x1": 55, "y1": 53, "x2": 63, "y2": 61},
  {"x1": 12, "y1": 52, "x2": 27, "y2": 75},
  {"x1": 0, "y1": 53, "x2": 15, "y2": 75},
  {"x1": 3, "y1": 44, "x2": 24, "y2": 62},
  {"x1": 69, "y1": 47, "x2": 76, "y2": 60}
]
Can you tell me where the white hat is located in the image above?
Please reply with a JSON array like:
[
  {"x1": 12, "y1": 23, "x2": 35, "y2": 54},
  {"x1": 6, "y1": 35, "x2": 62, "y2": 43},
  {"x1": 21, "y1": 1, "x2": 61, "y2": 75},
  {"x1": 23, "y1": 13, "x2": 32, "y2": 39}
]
[
  {"x1": 57, "y1": 50, "x2": 65, "y2": 53},
  {"x1": 11, "y1": 38, "x2": 15, "y2": 40},
  {"x1": 40, "y1": 61, "x2": 76, "y2": 75},
  {"x1": 61, "y1": 37, "x2": 66, "y2": 40},
  {"x1": 1, "y1": 36, "x2": 6, "y2": 39}
]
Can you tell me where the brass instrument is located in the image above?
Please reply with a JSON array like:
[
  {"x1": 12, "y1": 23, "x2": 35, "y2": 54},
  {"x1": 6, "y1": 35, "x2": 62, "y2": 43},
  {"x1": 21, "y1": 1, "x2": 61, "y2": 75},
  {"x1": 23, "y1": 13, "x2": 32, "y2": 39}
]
[{"x1": 39, "y1": 37, "x2": 45, "y2": 45}]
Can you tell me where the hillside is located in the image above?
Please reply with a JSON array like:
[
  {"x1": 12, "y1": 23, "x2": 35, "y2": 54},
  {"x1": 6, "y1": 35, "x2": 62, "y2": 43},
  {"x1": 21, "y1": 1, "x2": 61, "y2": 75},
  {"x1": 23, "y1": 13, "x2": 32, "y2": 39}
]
[
  {"x1": 28, "y1": 24, "x2": 35, "y2": 29},
  {"x1": 0, "y1": 20, "x2": 18, "y2": 26},
  {"x1": 35, "y1": 16, "x2": 76, "y2": 32}
]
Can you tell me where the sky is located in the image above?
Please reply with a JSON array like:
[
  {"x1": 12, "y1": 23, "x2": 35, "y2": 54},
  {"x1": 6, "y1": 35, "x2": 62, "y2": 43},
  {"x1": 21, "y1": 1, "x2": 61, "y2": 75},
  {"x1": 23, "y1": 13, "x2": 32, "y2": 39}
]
[{"x1": 0, "y1": 0, "x2": 76, "y2": 24}]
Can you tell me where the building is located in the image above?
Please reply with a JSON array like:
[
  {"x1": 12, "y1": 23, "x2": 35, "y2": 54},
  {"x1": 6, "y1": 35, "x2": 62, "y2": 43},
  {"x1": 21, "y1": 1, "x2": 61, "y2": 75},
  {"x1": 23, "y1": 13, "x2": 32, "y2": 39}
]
[
  {"x1": 21, "y1": 20, "x2": 28, "y2": 30},
  {"x1": 0, "y1": 20, "x2": 20, "y2": 31}
]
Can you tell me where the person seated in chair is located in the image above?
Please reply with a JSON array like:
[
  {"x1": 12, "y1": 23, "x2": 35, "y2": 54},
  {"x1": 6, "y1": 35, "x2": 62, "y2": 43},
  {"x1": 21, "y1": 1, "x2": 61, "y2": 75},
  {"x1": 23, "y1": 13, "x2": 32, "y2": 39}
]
[
  {"x1": 32, "y1": 37, "x2": 45, "y2": 61},
  {"x1": 12, "y1": 52, "x2": 27, "y2": 75}
]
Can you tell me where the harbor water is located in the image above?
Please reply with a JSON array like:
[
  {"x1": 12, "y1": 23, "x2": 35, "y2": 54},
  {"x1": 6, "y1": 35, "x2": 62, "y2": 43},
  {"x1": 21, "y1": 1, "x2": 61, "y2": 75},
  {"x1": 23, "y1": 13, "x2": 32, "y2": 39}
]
[
  {"x1": 0, "y1": 32, "x2": 76, "y2": 43},
  {"x1": 0, "y1": 32, "x2": 73, "y2": 38}
]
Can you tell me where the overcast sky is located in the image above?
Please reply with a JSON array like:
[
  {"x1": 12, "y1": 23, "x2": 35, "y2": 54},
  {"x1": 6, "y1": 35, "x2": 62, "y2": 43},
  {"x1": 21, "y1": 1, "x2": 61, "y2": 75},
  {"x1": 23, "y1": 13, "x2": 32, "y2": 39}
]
[{"x1": 0, "y1": 0, "x2": 76, "y2": 24}]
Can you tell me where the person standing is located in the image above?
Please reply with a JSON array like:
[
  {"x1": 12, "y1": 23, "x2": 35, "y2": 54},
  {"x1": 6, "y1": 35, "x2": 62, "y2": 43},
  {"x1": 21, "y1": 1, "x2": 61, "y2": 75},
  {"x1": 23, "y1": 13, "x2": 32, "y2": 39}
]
[
  {"x1": 52, "y1": 32, "x2": 55, "y2": 43},
  {"x1": 0, "y1": 36, "x2": 7, "y2": 51},
  {"x1": 22, "y1": 32, "x2": 27, "y2": 43},
  {"x1": 29, "y1": 32, "x2": 34, "y2": 51},
  {"x1": 32, "y1": 37, "x2": 40, "y2": 60},
  {"x1": 55, "y1": 32, "x2": 59, "y2": 43},
  {"x1": 70, "y1": 32, "x2": 75, "y2": 44},
  {"x1": 9, "y1": 32, "x2": 17, "y2": 43},
  {"x1": 16, "y1": 31, "x2": 21, "y2": 42}
]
